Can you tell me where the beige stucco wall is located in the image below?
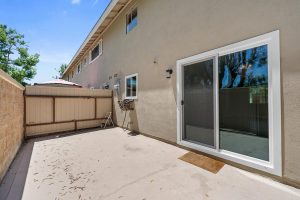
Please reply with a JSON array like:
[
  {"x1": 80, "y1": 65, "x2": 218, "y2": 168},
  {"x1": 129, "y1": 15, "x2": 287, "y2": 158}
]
[
  {"x1": 65, "y1": 0, "x2": 300, "y2": 185},
  {"x1": 0, "y1": 69, "x2": 25, "y2": 181}
]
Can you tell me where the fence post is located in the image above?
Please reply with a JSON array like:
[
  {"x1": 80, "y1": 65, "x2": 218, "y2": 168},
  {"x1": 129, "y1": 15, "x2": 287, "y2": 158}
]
[
  {"x1": 94, "y1": 97, "x2": 97, "y2": 119},
  {"x1": 53, "y1": 97, "x2": 55, "y2": 123}
]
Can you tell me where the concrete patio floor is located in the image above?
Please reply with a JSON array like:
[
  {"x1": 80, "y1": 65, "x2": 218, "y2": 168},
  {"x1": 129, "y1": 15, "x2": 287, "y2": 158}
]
[{"x1": 2, "y1": 127, "x2": 300, "y2": 200}]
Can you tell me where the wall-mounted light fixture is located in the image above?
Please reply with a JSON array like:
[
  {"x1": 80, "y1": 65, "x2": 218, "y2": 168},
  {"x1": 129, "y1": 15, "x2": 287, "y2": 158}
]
[{"x1": 165, "y1": 68, "x2": 173, "y2": 79}]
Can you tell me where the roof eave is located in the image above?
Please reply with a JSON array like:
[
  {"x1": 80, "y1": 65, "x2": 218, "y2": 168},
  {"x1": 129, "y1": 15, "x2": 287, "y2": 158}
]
[{"x1": 63, "y1": 0, "x2": 129, "y2": 76}]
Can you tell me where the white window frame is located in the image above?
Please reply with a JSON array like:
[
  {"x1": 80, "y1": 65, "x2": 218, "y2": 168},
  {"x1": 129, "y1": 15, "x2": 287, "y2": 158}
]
[
  {"x1": 125, "y1": 73, "x2": 138, "y2": 99},
  {"x1": 176, "y1": 30, "x2": 281, "y2": 176},
  {"x1": 126, "y1": 6, "x2": 138, "y2": 34},
  {"x1": 89, "y1": 39, "x2": 103, "y2": 64},
  {"x1": 82, "y1": 57, "x2": 87, "y2": 67}
]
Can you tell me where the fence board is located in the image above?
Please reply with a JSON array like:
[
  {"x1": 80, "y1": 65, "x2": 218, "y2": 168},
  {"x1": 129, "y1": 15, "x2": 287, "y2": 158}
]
[
  {"x1": 26, "y1": 97, "x2": 53, "y2": 124},
  {"x1": 97, "y1": 98, "x2": 113, "y2": 118},
  {"x1": 77, "y1": 120, "x2": 103, "y2": 130},
  {"x1": 55, "y1": 98, "x2": 95, "y2": 122},
  {"x1": 26, "y1": 122, "x2": 75, "y2": 137}
]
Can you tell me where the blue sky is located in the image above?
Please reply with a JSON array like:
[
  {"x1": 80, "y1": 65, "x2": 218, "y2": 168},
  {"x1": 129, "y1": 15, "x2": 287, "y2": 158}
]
[{"x1": 0, "y1": 0, "x2": 110, "y2": 84}]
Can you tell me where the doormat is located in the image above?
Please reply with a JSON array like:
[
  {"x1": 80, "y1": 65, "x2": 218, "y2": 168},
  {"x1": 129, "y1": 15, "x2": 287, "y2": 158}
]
[{"x1": 179, "y1": 152, "x2": 224, "y2": 174}]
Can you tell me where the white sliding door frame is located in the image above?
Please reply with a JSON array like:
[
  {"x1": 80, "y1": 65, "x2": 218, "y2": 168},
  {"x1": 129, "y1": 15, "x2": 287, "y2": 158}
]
[{"x1": 176, "y1": 30, "x2": 281, "y2": 176}]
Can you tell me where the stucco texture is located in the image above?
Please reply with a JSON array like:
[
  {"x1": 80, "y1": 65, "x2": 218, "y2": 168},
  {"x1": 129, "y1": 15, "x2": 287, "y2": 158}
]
[
  {"x1": 0, "y1": 70, "x2": 24, "y2": 181},
  {"x1": 65, "y1": 0, "x2": 300, "y2": 185}
]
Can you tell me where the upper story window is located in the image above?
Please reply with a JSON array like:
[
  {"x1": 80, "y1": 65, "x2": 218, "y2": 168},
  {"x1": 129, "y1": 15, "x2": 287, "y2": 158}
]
[
  {"x1": 77, "y1": 63, "x2": 81, "y2": 74},
  {"x1": 90, "y1": 39, "x2": 103, "y2": 63},
  {"x1": 82, "y1": 57, "x2": 87, "y2": 67},
  {"x1": 71, "y1": 70, "x2": 74, "y2": 78},
  {"x1": 67, "y1": 74, "x2": 70, "y2": 81},
  {"x1": 126, "y1": 7, "x2": 137, "y2": 33},
  {"x1": 125, "y1": 73, "x2": 138, "y2": 99}
]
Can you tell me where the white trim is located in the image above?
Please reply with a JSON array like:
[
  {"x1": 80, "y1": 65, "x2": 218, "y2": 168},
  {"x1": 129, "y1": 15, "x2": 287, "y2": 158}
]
[
  {"x1": 125, "y1": 73, "x2": 138, "y2": 99},
  {"x1": 81, "y1": 56, "x2": 88, "y2": 67},
  {"x1": 89, "y1": 39, "x2": 103, "y2": 64},
  {"x1": 213, "y1": 55, "x2": 219, "y2": 150},
  {"x1": 76, "y1": 63, "x2": 81, "y2": 74},
  {"x1": 176, "y1": 30, "x2": 281, "y2": 176},
  {"x1": 99, "y1": 39, "x2": 103, "y2": 56}
]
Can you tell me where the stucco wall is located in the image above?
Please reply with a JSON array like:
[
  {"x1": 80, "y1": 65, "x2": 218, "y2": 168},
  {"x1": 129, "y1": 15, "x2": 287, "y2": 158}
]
[
  {"x1": 65, "y1": 0, "x2": 300, "y2": 185},
  {"x1": 0, "y1": 69, "x2": 24, "y2": 181}
]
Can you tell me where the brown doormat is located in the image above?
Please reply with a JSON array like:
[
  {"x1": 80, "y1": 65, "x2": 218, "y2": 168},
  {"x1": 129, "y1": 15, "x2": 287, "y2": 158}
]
[{"x1": 179, "y1": 152, "x2": 224, "y2": 174}]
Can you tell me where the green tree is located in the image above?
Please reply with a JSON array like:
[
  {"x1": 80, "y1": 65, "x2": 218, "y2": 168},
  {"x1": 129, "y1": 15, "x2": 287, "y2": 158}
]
[
  {"x1": 0, "y1": 24, "x2": 39, "y2": 85},
  {"x1": 55, "y1": 63, "x2": 67, "y2": 78}
]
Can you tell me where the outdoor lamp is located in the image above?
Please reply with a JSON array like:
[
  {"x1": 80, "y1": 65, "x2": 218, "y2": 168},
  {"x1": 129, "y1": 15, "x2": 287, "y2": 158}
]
[{"x1": 165, "y1": 68, "x2": 173, "y2": 79}]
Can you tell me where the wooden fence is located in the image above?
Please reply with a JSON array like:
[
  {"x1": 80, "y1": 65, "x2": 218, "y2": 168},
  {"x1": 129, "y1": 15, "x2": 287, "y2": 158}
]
[{"x1": 25, "y1": 86, "x2": 113, "y2": 137}]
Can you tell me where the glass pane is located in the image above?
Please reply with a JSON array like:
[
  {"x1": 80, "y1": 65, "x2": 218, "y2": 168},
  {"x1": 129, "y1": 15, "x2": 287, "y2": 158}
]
[
  {"x1": 132, "y1": 8, "x2": 137, "y2": 19},
  {"x1": 131, "y1": 17, "x2": 138, "y2": 30},
  {"x1": 91, "y1": 45, "x2": 99, "y2": 61},
  {"x1": 219, "y1": 45, "x2": 269, "y2": 161},
  {"x1": 131, "y1": 76, "x2": 137, "y2": 96},
  {"x1": 126, "y1": 13, "x2": 132, "y2": 33},
  {"x1": 126, "y1": 78, "x2": 132, "y2": 97},
  {"x1": 183, "y1": 59, "x2": 215, "y2": 147},
  {"x1": 128, "y1": 13, "x2": 132, "y2": 24}
]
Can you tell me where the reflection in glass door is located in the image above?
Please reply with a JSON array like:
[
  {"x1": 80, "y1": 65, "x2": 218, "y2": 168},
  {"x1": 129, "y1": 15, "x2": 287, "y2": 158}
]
[
  {"x1": 183, "y1": 58, "x2": 215, "y2": 148},
  {"x1": 219, "y1": 45, "x2": 269, "y2": 161}
]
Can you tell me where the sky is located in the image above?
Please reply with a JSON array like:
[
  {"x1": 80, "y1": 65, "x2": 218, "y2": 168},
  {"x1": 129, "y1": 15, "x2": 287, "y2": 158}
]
[{"x1": 0, "y1": 0, "x2": 111, "y2": 84}]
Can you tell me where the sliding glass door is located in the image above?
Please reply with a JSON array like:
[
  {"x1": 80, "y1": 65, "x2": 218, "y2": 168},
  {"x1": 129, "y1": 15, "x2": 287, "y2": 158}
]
[
  {"x1": 177, "y1": 31, "x2": 281, "y2": 175},
  {"x1": 181, "y1": 47, "x2": 269, "y2": 160},
  {"x1": 182, "y1": 58, "x2": 215, "y2": 148}
]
